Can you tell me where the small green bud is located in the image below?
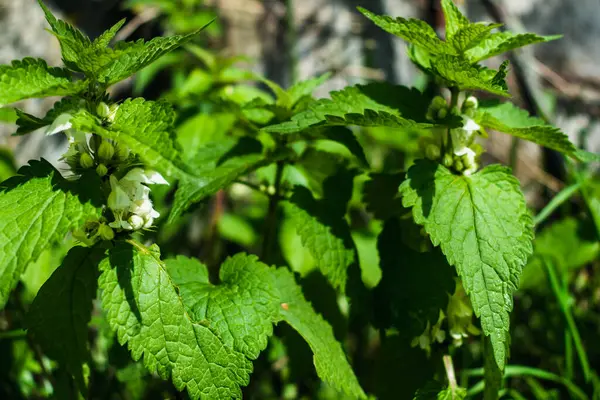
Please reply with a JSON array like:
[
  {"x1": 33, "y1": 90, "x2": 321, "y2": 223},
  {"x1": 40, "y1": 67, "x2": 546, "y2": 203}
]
[
  {"x1": 462, "y1": 96, "x2": 478, "y2": 111},
  {"x1": 79, "y1": 153, "x2": 94, "y2": 169},
  {"x1": 437, "y1": 108, "x2": 447, "y2": 119},
  {"x1": 425, "y1": 144, "x2": 441, "y2": 160},
  {"x1": 443, "y1": 153, "x2": 454, "y2": 168},
  {"x1": 96, "y1": 163, "x2": 108, "y2": 177},
  {"x1": 431, "y1": 96, "x2": 447, "y2": 110},
  {"x1": 98, "y1": 141, "x2": 115, "y2": 161},
  {"x1": 90, "y1": 135, "x2": 103, "y2": 153},
  {"x1": 107, "y1": 104, "x2": 119, "y2": 122},
  {"x1": 128, "y1": 215, "x2": 144, "y2": 230},
  {"x1": 453, "y1": 158, "x2": 464, "y2": 172},
  {"x1": 115, "y1": 145, "x2": 130, "y2": 161},
  {"x1": 98, "y1": 224, "x2": 115, "y2": 241},
  {"x1": 97, "y1": 102, "x2": 110, "y2": 119}
]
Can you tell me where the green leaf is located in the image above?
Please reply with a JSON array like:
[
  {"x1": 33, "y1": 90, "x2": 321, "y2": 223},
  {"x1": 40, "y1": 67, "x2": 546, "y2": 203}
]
[
  {"x1": 358, "y1": 7, "x2": 454, "y2": 55},
  {"x1": 399, "y1": 160, "x2": 534, "y2": 369},
  {"x1": 0, "y1": 107, "x2": 17, "y2": 123},
  {"x1": 99, "y1": 241, "x2": 252, "y2": 399},
  {"x1": 176, "y1": 112, "x2": 236, "y2": 160},
  {"x1": 264, "y1": 83, "x2": 433, "y2": 134},
  {"x1": 441, "y1": 0, "x2": 470, "y2": 39},
  {"x1": 93, "y1": 18, "x2": 127, "y2": 48},
  {"x1": 466, "y1": 32, "x2": 561, "y2": 62},
  {"x1": 450, "y1": 23, "x2": 502, "y2": 53},
  {"x1": 0, "y1": 148, "x2": 16, "y2": 182},
  {"x1": 375, "y1": 218, "x2": 455, "y2": 334},
  {"x1": 0, "y1": 160, "x2": 103, "y2": 308},
  {"x1": 26, "y1": 246, "x2": 105, "y2": 392},
  {"x1": 477, "y1": 101, "x2": 576, "y2": 155},
  {"x1": 483, "y1": 336, "x2": 503, "y2": 399},
  {"x1": 0, "y1": 161, "x2": 103, "y2": 308},
  {"x1": 165, "y1": 254, "x2": 279, "y2": 359},
  {"x1": 287, "y1": 73, "x2": 331, "y2": 106},
  {"x1": 0, "y1": 58, "x2": 83, "y2": 106},
  {"x1": 414, "y1": 380, "x2": 467, "y2": 400},
  {"x1": 273, "y1": 268, "x2": 366, "y2": 399},
  {"x1": 301, "y1": 127, "x2": 369, "y2": 168},
  {"x1": 284, "y1": 169, "x2": 357, "y2": 292},
  {"x1": 429, "y1": 55, "x2": 509, "y2": 96},
  {"x1": 15, "y1": 97, "x2": 82, "y2": 135},
  {"x1": 171, "y1": 137, "x2": 270, "y2": 222}
]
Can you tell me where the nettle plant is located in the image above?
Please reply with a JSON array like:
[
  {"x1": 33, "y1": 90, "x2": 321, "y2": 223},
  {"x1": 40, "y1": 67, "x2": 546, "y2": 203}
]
[{"x1": 0, "y1": 0, "x2": 598, "y2": 399}]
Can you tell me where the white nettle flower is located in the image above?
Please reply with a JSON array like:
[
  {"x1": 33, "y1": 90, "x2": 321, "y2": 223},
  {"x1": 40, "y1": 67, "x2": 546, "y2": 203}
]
[
  {"x1": 108, "y1": 168, "x2": 169, "y2": 230},
  {"x1": 45, "y1": 113, "x2": 92, "y2": 161},
  {"x1": 451, "y1": 117, "x2": 480, "y2": 158}
]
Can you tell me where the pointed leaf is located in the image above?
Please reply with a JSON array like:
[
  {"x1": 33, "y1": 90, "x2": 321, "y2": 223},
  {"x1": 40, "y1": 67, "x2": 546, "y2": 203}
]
[
  {"x1": 399, "y1": 160, "x2": 534, "y2": 369},
  {"x1": 358, "y1": 7, "x2": 454, "y2": 55},
  {"x1": 165, "y1": 254, "x2": 280, "y2": 360},
  {"x1": 26, "y1": 246, "x2": 106, "y2": 392},
  {"x1": 273, "y1": 268, "x2": 366, "y2": 399},
  {"x1": 450, "y1": 23, "x2": 502, "y2": 53},
  {"x1": 93, "y1": 18, "x2": 127, "y2": 48},
  {"x1": 0, "y1": 58, "x2": 84, "y2": 106},
  {"x1": 99, "y1": 241, "x2": 252, "y2": 399},
  {"x1": 15, "y1": 97, "x2": 82, "y2": 135},
  {"x1": 477, "y1": 101, "x2": 576, "y2": 155},
  {"x1": 441, "y1": 0, "x2": 470, "y2": 39},
  {"x1": 264, "y1": 83, "x2": 433, "y2": 134},
  {"x1": 287, "y1": 72, "x2": 331, "y2": 106},
  {"x1": 466, "y1": 32, "x2": 561, "y2": 62},
  {"x1": 0, "y1": 160, "x2": 103, "y2": 308},
  {"x1": 429, "y1": 55, "x2": 509, "y2": 96}
]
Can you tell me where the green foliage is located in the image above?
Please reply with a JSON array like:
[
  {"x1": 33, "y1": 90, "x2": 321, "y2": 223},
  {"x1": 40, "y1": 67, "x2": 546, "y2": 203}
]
[
  {"x1": 15, "y1": 97, "x2": 82, "y2": 134},
  {"x1": 399, "y1": 160, "x2": 534, "y2": 369},
  {"x1": 0, "y1": 160, "x2": 103, "y2": 308},
  {"x1": 26, "y1": 246, "x2": 106, "y2": 392},
  {"x1": 414, "y1": 380, "x2": 467, "y2": 400},
  {"x1": 466, "y1": 32, "x2": 562, "y2": 62},
  {"x1": 430, "y1": 56, "x2": 509, "y2": 96}
]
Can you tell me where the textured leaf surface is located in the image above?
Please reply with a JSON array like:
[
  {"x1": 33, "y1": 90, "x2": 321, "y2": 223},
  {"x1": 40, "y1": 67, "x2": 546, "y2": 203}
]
[
  {"x1": 264, "y1": 83, "x2": 432, "y2": 134},
  {"x1": 374, "y1": 219, "x2": 455, "y2": 334},
  {"x1": 429, "y1": 55, "x2": 509, "y2": 96},
  {"x1": 16, "y1": 97, "x2": 82, "y2": 135},
  {"x1": 99, "y1": 241, "x2": 252, "y2": 399},
  {"x1": 450, "y1": 23, "x2": 502, "y2": 53},
  {"x1": 287, "y1": 73, "x2": 331, "y2": 106},
  {"x1": 358, "y1": 7, "x2": 454, "y2": 55},
  {"x1": 399, "y1": 160, "x2": 534, "y2": 368},
  {"x1": 414, "y1": 380, "x2": 467, "y2": 400},
  {"x1": 284, "y1": 180, "x2": 356, "y2": 292},
  {"x1": 165, "y1": 254, "x2": 279, "y2": 359},
  {"x1": 362, "y1": 173, "x2": 405, "y2": 220},
  {"x1": 0, "y1": 160, "x2": 103, "y2": 308},
  {"x1": 441, "y1": 0, "x2": 470, "y2": 39},
  {"x1": 0, "y1": 58, "x2": 83, "y2": 106},
  {"x1": 273, "y1": 268, "x2": 365, "y2": 399},
  {"x1": 466, "y1": 32, "x2": 561, "y2": 62},
  {"x1": 26, "y1": 246, "x2": 105, "y2": 390},
  {"x1": 477, "y1": 102, "x2": 576, "y2": 155},
  {"x1": 301, "y1": 127, "x2": 369, "y2": 168}
]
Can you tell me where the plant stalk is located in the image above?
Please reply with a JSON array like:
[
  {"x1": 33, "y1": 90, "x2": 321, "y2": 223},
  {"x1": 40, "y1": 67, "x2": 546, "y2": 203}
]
[{"x1": 262, "y1": 161, "x2": 285, "y2": 262}]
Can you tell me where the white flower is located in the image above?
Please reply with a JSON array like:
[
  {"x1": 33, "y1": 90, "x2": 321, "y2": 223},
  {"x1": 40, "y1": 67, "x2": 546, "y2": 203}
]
[
  {"x1": 45, "y1": 113, "x2": 73, "y2": 136},
  {"x1": 107, "y1": 169, "x2": 168, "y2": 231},
  {"x1": 451, "y1": 116, "x2": 480, "y2": 158}
]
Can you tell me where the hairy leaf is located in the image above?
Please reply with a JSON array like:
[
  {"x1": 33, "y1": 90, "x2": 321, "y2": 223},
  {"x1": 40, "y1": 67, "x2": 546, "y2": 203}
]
[
  {"x1": 165, "y1": 254, "x2": 279, "y2": 359},
  {"x1": 429, "y1": 55, "x2": 509, "y2": 96},
  {"x1": 99, "y1": 241, "x2": 252, "y2": 399},
  {"x1": 441, "y1": 0, "x2": 470, "y2": 39},
  {"x1": 284, "y1": 172, "x2": 356, "y2": 292},
  {"x1": 450, "y1": 23, "x2": 502, "y2": 53},
  {"x1": 0, "y1": 58, "x2": 83, "y2": 106},
  {"x1": 287, "y1": 73, "x2": 331, "y2": 106},
  {"x1": 273, "y1": 268, "x2": 366, "y2": 399},
  {"x1": 477, "y1": 101, "x2": 576, "y2": 155},
  {"x1": 466, "y1": 32, "x2": 561, "y2": 62},
  {"x1": 16, "y1": 97, "x2": 82, "y2": 135},
  {"x1": 93, "y1": 18, "x2": 127, "y2": 48},
  {"x1": 301, "y1": 127, "x2": 369, "y2": 168},
  {"x1": 264, "y1": 83, "x2": 432, "y2": 134},
  {"x1": 414, "y1": 380, "x2": 467, "y2": 400},
  {"x1": 399, "y1": 160, "x2": 534, "y2": 369},
  {"x1": 0, "y1": 160, "x2": 103, "y2": 308},
  {"x1": 358, "y1": 7, "x2": 454, "y2": 55},
  {"x1": 26, "y1": 246, "x2": 106, "y2": 391}
]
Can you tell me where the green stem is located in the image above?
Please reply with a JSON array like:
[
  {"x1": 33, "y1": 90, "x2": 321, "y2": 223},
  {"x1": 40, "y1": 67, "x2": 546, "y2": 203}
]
[
  {"x1": 533, "y1": 181, "x2": 582, "y2": 226},
  {"x1": 483, "y1": 336, "x2": 502, "y2": 400},
  {"x1": 509, "y1": 137, "x2": 520, "y2": 173},
  {"x1": 444, "y1": 87, "x2": 460, "y2": 155},
  {"x1": 261, "y1": 161, "x2": 285, "y2": 262},
  {"x1": 0, "y1": 329, "x2": 27, "y2": 340}
]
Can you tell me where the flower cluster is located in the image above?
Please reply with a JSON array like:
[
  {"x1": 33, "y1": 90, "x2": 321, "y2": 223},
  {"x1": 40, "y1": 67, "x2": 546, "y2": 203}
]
[{"x1": 421, "y1": 95, "x2": 484, "y2": 176}]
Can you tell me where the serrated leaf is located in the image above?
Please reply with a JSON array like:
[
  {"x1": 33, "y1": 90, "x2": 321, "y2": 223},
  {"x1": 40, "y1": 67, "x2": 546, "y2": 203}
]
[
  {"x1": 287, "y1": 73, "x2": 331, "y2": 106},
  {"x1": 441, "y1": 0, "x2": 470, "y2": 39},
  {"x1": 93, "y1": 18, "x2": 127, "y2": 48},
  {"x1": 375, "y1": 218, "x2": 455, "y2": 334},
  {"x1": 450, "y1": 23, "x2": 502, "y2": 53},
  {"x1": 15, "y1": 97, "x2": 82, "y2": 135},
  {"x1": 284, "y1": 181, "x2": 356, "y2": 292},
  {"x1": 414, "y1": 380, "x2": 467, "y2": 400},
  {"x1": 264, "y1": 83, "x2": 432, "y2": 134},
  {"x1": 429, "y1": 55, "x2": 509, "y2": 96},
  {"x1": 0, "y1": 58, "x2": 84, "y2": 106},
  {"x1": 99, "y1": 241, "x2": 252, "y2": 399},
  {"x1": 466, "y1": 32, "x2": 561, "y2": 62},
  {"x1": 301, "y1": 127, "x2": 369, "y2": 168},
  {"x1": 0, "y1": 148, "x2": 16, "y2": 182},
  {"x1": 0, "y1": 159, "x2": 103, "y2": 308},
  {"x1": 358, "y1": 7, "x2": 454, "y2": 55},
  {"x1": 165, "y1": 254, "x2": 279, "y2": 360},
  {"x1": 477, "y1": 101, "x2": 576, "y2": 155},
  {"x1": 399, "y1": 160, "x2": 534, "y2": 369},
  {"x1": 273, "y1": 268, "x2": 365, "y2": 399},
  {"x1": 26, "y1": 246, "x2": 105, "y2": 392}
]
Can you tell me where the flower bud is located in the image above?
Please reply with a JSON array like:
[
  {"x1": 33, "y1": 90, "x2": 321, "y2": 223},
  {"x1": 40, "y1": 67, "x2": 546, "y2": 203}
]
[
  {"x1": 115, "y1": 145, "x2": 130, "y2": 161},
  {"x1": 108, "y1": 104, "x2": 119, "y2": 122},
  {"x1": 425, "y1": 144, "x2": 441, "y2": 160},
  {"x1": 453, "y1": 158, "x2": 464, "y2": 172},
  {"x1": 431, "y1": 96, "x2": 447, "y2": 110},
  {"x1": 96, "y1": 163, "x2": 108, "y2": 177},
  {"x1": 128, "y1": 215, "x2": 144, "y2": 230},
  {"x1": 443, "y1": 153, "x2": 453, "y2": 168},
  {"x1": 90, "y1": 135, "x2": 103, "y2": 153},
  {"x1": 463, "y1": 96, "x2": 478, "y2": 110},
  {"x1": 437, "y1": 108, "x2": 447, "y2": 120},
  {"x1": 97, "y1": 102, "x2": 110, "y2": 119},
  {"x1": 98, "y1": 224, "x2": 115, "y2": 240},
  {"x1": 98, "y1": 141, "x2": 115, "y2": 161},
  {"x1": 79, "y1": 153, "x2": 94, "y2": 169}
]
